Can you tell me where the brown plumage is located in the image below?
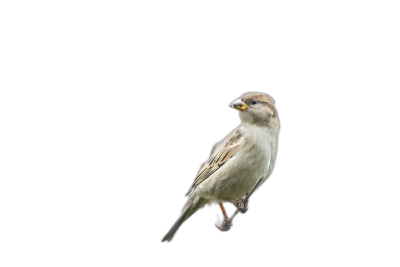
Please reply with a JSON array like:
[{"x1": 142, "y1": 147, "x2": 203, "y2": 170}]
[
  {"x1": 186, "y1": 128, "x2": 242, "y2": 195},
  {"x1": 162, "y1": 92, "x2": 280, "y2": 242}
]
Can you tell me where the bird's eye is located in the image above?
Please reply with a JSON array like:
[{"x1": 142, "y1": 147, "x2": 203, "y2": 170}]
[{"x1": 251, "y1": 99, "x2": 258, "y2": 105}]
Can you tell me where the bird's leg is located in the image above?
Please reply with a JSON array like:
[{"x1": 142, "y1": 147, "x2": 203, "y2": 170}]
[
  {"x1": 216, "y1": 203, "x2": 232, "y2": 231},
  {"x1": 228, "y1": 197, "x2": 248, "y2": 213},
  {"x1": 224, "y1": 176, "x2": 265, "y2": 226}
]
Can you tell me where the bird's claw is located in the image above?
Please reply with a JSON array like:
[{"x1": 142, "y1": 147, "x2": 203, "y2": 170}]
[
  {"x1": 229, "y1": 196, "x2": 248, "y2": 214},
  {"x1": 216, "y1": 218, "x2": 232, "y2": 231}
]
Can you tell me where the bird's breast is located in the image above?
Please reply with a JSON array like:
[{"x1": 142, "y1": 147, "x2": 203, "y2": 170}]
[
  {"x1": 206, "y1": 125, "x2": 278, "y2": 201},
  {"x1": 213, "y1": 156, "x2": 266, "y2": 200}
]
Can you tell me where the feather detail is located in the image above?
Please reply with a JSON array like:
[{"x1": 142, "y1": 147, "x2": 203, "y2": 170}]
[{"x1": 185, "y1": 128, "x2": 243, "y2": 195}]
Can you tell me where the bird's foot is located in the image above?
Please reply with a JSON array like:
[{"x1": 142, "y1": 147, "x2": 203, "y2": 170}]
[
  {"x1": 215, "y1": 218, "x2": 233, "y2": 232},
  {"x1": 229, "y1": 196, "x2": 248, "y2": 214}
]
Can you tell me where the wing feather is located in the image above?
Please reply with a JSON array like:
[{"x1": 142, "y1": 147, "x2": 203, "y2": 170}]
[{"x1": 186, "y1": 128, "x2": 243, "y2": 195}]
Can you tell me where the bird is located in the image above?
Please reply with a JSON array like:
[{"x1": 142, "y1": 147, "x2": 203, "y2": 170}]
[{"x1": 162, "y1": 92, "x2": 280, "y2": 242}]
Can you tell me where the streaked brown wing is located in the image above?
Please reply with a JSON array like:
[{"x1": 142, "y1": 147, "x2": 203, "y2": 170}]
[{"x1": 186, "y1": 128, "x2": 243, "y2": 195}]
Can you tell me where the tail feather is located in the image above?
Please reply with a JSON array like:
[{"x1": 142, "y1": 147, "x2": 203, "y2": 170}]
[
  {"x1": 162, "y1": 197, "x2": 206, "y2": 242},
  {"x1": 162, "y1": 210, "x2": 188, "y2": 242}
]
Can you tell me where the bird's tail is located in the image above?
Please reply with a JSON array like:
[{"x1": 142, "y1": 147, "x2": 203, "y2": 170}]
[{"x1": 162, "y1": 196, "x2": 206, "y2": 242}]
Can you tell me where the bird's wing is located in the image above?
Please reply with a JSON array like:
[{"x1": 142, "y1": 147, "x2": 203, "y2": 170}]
[
  {"x1": 194, "y1": 139, "x2": 221, "y2": 174},
  {"x1": 186, "y1": 128, "x2": 243, "y2": 195}
]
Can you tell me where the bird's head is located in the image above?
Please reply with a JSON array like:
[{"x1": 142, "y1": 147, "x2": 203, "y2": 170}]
[{"x1": 230, "y1": 92, "x2": 279, "y2": 128}]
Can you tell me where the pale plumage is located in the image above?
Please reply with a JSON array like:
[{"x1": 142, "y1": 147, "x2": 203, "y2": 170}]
[{"x1": 162, "y1": 92, "x2": 280, "y2": 242}]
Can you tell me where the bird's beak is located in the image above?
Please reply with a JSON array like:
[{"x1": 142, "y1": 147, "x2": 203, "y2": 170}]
[{"x1": 230, "y1": 99, "x2": 249, "y2": 111}]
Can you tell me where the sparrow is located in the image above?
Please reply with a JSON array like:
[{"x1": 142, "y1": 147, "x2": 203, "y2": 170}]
[{"x1": 162, "y1": 92, "x2": 280, "y2": 242}]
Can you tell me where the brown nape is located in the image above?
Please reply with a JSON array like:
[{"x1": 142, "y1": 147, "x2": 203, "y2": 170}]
[{"x1": 265, "y1": 102, "x2": 277, "y2": 118}]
